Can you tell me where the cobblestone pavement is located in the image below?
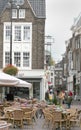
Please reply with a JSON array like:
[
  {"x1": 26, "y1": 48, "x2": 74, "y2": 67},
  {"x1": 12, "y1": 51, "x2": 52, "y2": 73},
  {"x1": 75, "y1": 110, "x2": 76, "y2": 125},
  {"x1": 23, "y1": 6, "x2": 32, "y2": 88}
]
[{"x1": 9, "y1": 100, "x2": 81, "y2": 130}]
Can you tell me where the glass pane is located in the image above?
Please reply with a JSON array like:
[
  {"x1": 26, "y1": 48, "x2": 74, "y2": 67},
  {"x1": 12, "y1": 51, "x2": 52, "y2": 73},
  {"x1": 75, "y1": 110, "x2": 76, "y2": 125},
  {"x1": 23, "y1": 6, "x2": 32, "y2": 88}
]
[
  {"x1": 14, "y1": 52, "x2": 21, "y2": 67},
  {"x1": 14, "y1": 26, "x2": 21, "y2": 41}
]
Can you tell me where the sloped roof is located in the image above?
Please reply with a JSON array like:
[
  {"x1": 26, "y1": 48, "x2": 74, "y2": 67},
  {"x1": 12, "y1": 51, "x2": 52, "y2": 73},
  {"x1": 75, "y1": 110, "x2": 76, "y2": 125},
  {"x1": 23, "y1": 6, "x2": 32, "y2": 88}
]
[
  {"x1": 28, "y1": 0, "x2": 46, "y2": 18},
  {"x1": 0, "y1": 0, "x2": 8, "y2": 14},
  {"x1": 0, "y1": 0, "x2": 46, "y2": 18},
  {"x1": 71, "y1": 13, "x2": 81, "y2": 31}
]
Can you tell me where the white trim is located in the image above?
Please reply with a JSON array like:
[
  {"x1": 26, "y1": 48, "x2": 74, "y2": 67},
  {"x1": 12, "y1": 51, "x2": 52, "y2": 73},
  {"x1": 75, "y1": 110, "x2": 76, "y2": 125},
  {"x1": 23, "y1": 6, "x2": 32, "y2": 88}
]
[
  {"x1": 3, "y1": 22, "x2": 32, "y2": 70},
  {"x1": 12, "y1": 9, "x2": 17, "y2": 19},
  {"x1": 19, "y1": 9, "x2": 25, "y2": 19}
]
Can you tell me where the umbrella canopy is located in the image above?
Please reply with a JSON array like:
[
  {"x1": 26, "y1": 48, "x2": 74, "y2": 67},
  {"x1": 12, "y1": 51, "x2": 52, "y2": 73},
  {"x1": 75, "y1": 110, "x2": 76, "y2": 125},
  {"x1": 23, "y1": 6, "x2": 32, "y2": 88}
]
[
  {"x1": 15, "y1": 79, "x2": 32, "y2": 89},
  {"x1": 0, "y1": 72, "x2": 32, "y2": 89},
  {"x1": 0, "y1": 72, "x2": 19, "y2": 86}
]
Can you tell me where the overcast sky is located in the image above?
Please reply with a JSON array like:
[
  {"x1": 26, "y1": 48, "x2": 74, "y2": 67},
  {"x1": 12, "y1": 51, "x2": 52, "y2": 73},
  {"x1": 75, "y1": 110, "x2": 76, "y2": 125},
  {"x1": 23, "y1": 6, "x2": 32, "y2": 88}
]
[{"x1": 45, "y1": 0, "x2": 81, "y2": 62}]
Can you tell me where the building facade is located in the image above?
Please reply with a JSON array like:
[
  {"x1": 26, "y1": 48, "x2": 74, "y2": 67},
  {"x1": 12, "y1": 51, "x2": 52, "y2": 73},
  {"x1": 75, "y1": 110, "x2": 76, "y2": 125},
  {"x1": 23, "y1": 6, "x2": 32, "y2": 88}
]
[
  {"x1": 0, "y1": 0, "x2": 46, "y2": 100},
  {"x1": 64, "y1": 13, "x2": 81, "y2": 97}
]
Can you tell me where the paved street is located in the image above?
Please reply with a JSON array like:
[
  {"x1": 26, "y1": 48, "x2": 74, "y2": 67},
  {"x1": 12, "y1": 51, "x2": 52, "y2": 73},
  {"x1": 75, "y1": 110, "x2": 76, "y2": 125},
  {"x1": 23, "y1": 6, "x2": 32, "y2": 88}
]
[{"x1": 8, "y1": 100, "x2": 81, "y2": 130}]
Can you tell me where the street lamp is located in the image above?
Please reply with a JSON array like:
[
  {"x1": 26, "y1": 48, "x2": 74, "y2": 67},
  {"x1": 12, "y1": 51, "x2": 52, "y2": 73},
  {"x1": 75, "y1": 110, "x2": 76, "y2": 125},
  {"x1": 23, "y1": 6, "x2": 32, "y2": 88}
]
[
  {"x1": 10, "y1": 0, "x2": 13, "y2": 65},
  {"x1": 9, "y1": 0, "x2": 20, "y2": 65}
]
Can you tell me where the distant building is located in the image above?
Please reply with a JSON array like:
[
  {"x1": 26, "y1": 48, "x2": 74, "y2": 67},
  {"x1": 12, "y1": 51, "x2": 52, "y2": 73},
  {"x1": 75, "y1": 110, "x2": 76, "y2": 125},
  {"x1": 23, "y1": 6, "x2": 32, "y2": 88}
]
[
  {"x1": 64, "y1": 13, "x2": 81, "y2": 96},
  {"x1": 54, "y1": 62, "x2": 64, "y2": 91}
]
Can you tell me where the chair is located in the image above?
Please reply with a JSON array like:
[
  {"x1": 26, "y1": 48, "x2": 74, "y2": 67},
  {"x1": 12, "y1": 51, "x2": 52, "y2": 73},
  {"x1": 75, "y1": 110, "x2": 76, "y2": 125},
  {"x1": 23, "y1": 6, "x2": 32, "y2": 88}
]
[
  {"x1": 0, "y1": 109, "x2": 12, "y2": 122},
  {"x1": 69, "y1": 110, "x2": 81, "y2": 128},
  {"x1": 42, "y1": 109, "x2": 53, "y2": 129},
  {"x1": 32, "y1": 107, "x2": 38, "y2": 123},
  {"x1": 22, "y1": 107, "x2": 33, "y2": 114},
  {"x1": 23, "y1": 110, "x2": 33, "y2": 128},
  {"x1": 10, "y1": 109, "x2": 23, "y2": 128},
  {"x1": 52, "y1": 111, "x2": 67, "y2": 130}
]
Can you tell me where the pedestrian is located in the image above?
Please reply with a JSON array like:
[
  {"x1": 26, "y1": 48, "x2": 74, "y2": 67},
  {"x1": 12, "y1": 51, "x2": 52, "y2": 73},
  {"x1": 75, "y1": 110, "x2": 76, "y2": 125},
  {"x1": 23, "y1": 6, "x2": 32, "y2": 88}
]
[
  {"x1": 68, "y1": 91, "x2": 73, "y2": 97},
  {"x1": 67, "y1": 95, "x2": 72, "y2": 108}
]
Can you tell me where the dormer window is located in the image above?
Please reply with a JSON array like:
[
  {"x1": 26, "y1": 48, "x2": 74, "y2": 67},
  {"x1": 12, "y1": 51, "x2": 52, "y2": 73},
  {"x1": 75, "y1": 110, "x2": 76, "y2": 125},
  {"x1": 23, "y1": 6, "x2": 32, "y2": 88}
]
[
  {"x1": 12, "y1": 9, "x2": 17, "y2": 18},
  {"x1": 19, "y1": 9, "x2": 25, "y2": 19}
]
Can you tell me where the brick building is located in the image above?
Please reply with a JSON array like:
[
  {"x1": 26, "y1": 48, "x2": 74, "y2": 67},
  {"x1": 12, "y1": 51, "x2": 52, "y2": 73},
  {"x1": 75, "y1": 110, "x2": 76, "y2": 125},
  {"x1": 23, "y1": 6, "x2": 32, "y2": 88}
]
[{"x1": 0, "y1": 0, "x2": 46, "y2": 100}]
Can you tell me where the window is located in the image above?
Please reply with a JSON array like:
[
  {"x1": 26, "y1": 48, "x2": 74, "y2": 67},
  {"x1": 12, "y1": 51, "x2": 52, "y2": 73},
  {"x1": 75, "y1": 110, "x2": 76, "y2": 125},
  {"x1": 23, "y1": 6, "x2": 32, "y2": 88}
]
[
  {"x1": 23, "y1": 26, "x2": 30, "y2": 41},
  {"x1": 23, "y1": 52, "x2": 30, "y2": 67},
  {"x1": 59, "y1": 71, "x2": 62, "y2": 76},
  {"x1": 51, "y1": 73, "x2": 53, "y2": 76},
  {"x1": 76, "y1": 38, "x2": 80, "y2": 49},
  {"x1": 14, "y1": 26, "x2": 21, "y2": 41},
  {"x1": 19, "y1": 9, "x2": 25, "y2": 18},
  {"x1": 5, "y1": 25, "x2": 11, "y2": 41},
  {"x1": 59, "y1": 79, "x2": 62, "y2": 85},
  {"x1": 55, "y1": 71, "x2": 58, "y2": 75},
  {"x1": 55, "y1": 79, "x2": 58, "y2": 85},
  {"x1": 14, "y1": 52, "x2": 21, "y2": 67},
  {"x1": 4, "y1": 23, "x2": 32, "y2": 42},
  {"x1": 12, "y1": 9, "x2": 17, "y2": 18},
  {"x1": 5, "y1": 52, "x2": 10, "y2": 65}
]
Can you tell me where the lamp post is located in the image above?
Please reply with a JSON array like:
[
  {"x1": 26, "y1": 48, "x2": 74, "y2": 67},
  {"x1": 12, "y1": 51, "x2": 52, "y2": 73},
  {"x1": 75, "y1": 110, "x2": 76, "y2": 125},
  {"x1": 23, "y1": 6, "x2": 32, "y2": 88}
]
[
  {"x1": 9, "y1": 0, "x2": 19, "y2": 65},
  {"x1": 10, "y1": 0, "x2": 13, "y2": 65}
]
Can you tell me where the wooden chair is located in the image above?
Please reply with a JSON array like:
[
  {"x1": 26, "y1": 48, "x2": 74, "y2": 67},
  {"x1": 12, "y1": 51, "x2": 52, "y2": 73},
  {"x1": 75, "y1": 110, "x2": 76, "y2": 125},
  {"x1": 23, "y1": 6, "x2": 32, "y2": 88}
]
[
  {"x1": 32, "y1": 107, "x2": 38, "y2": 123},
  {"x1": 23, "y1": 110, "x2": 33, "y2": 128},
  {"x1": 22, "y1": 107, "x2": 33, "y2": 114},
  {"x1": 10, "y1": 109, "x2": 23, "y2": 128},
  {"x1": 69, "y1": 110, "x2": 81, "y2": 128},
  {"x1": 42, "y1": 109, "x2": 53, "y2": 129},
  {"x1": 52, "y1": 111, "x2": 67, "y2": 130},
  {"x1": 0, "y1": 109, "x2": 12, "y2": 122}
]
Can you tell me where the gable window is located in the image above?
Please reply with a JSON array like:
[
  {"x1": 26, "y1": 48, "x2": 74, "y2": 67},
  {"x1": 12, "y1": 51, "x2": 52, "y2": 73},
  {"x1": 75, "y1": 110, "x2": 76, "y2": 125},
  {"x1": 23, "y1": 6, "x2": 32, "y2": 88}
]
[
  {"x1": 23, "y1": 52, "x2": 30, "y2": 67},
  {"x1": 19, "y1": 9, "x2": 25, "y2": 19},
  {"x1": 23, "y1": 26, "x2": 30, "y2": 41},
  {"x1": 5, "y1": 52, "x2": 10, "y2": 65},
  {"x1": 14, "y1": 26, "x2": 21, "y2": 41},
  {"x1": 12, "y1": 9, "x2": 17, "y2": 18},
  {"x1": 14, "y1": 52, "x2": 21, "y2": 67},
  {"x1": 5, "y1": 25, "x2": 11, "y2": 41}
]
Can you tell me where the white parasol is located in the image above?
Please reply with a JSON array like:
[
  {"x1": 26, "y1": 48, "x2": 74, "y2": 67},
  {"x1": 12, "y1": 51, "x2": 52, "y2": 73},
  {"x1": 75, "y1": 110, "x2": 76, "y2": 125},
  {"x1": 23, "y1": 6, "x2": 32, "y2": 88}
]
[
  {"x1": 15, "y1": 79, "x2": 32, "y2": 89},
  {"x1": 0, "y1": 72, "x2": 19, "y2": 86},
  {"x1": 0, "y1": 72, "x2": 32, "y2": 89}
]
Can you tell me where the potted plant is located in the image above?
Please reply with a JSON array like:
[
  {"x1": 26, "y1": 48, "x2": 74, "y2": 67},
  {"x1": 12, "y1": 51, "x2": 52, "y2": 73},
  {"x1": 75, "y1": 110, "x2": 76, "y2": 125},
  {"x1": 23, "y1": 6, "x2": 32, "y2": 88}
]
[{"x1": 3, "y1": 64, "x2": 18, "y2": 76}]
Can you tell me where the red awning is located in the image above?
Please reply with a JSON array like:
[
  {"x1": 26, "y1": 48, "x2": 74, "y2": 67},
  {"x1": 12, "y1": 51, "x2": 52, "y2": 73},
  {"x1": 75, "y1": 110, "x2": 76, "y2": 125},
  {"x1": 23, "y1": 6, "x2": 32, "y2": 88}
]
[{"x1": 48, "y1": 81, "x2": 52, "y2": 86}]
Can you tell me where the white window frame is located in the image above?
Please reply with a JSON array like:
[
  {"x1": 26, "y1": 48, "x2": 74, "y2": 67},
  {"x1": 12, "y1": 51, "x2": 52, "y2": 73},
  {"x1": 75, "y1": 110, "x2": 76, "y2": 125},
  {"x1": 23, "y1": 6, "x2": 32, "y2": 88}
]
[
  {"x1": 14, "y1": 25, "x2": 21, "y2": 41},
  {"x1": 5, "y1": 52, "x2": 10, "y2": 65},
  {"x1": 5, "y1": 25, "x2": 11, "y2": 41},
  {"x1": 12, "y1": 9, "x2": 17, "y2": 19},
  {"x1": 14, "y1": 52, "x2": 21, "y2": 67},
  {"x1": 19, "y1": 9, "x2": 25, "y2": 19},
  {"x1": 23, "y1": 52, "x2": 30, "y2": 67},
  {"x1": 4, "y1": 22, "x2": 32, "y2": 69},
  {"x1": 23, "y1": 26, "x2": 30, "y2": 41}
]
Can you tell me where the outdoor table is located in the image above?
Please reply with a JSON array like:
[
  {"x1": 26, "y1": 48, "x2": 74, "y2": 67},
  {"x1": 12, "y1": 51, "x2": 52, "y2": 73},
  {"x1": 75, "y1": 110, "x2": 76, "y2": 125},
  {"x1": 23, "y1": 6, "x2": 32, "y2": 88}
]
[{"x1": 0, "y1": 121, "x2": 11, "y2": 130}]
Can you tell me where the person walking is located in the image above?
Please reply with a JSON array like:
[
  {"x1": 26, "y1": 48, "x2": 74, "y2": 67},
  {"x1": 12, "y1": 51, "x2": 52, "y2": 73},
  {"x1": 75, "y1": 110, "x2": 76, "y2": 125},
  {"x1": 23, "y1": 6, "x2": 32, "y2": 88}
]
[{"x1": 67, "y1": 95, "x2": 72, "y2": 108}]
